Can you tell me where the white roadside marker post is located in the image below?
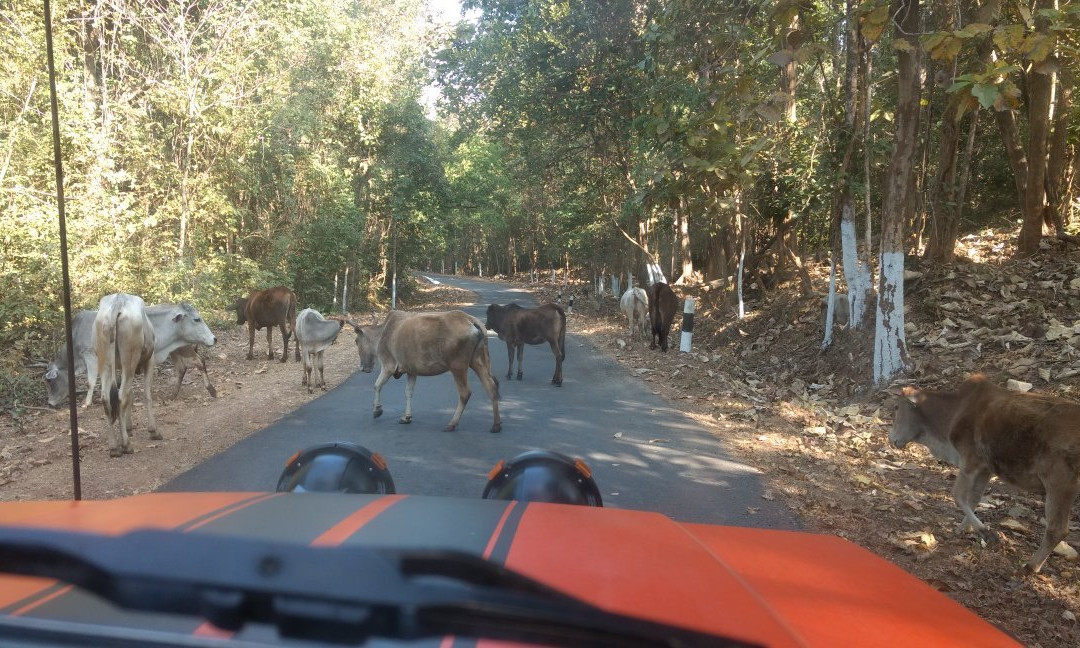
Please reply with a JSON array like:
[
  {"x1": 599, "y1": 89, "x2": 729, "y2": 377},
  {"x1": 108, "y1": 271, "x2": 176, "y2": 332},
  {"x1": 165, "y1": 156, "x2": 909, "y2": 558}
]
[{"x1": 679, "y1": 297, "x2": 695, "y2": 353}]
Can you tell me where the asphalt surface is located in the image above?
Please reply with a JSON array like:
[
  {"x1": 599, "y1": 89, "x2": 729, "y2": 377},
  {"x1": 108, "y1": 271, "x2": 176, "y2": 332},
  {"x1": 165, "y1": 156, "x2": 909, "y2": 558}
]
[{"x1": 161, "y1": 274, "x2": 798, "y2": 528}]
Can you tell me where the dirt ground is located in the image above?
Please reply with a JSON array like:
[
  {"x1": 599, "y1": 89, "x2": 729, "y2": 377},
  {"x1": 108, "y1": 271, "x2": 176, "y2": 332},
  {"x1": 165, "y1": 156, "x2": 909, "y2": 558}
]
[{"x1": 3, "y1": 246, "x2": 1079, "y2": 645}]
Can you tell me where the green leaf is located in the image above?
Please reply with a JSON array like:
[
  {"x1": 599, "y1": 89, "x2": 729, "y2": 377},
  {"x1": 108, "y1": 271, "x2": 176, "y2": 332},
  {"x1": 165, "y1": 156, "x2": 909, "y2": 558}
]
[
  {"x1": 955, "y1": 23, "x2": 992, "y2": 39},
  {"x1": 860, "y1": 5, "x2": 891, "y2": 44},
  {"x1": 971, "y1": 83, "x2": 1000, "y2": 109},
  {"x1": 946, "y1": 79, "x2": 973, "y2": 93},
  {"x1": 993, "y1": 24, "x2": 1026, "y2": 52}
]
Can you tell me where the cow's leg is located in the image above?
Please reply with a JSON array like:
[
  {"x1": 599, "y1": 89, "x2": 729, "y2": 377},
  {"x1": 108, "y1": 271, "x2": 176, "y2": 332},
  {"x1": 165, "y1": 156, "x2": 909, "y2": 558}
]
[
  {"x1": 117, "y1": 369, "x2": 133, "y2": 454},
  {"x1": 504, "y1": 341, "x2": 514, "y2": 380},
  {"x1": 548, "y1": 337, "x2": 562, "y2": 386},
  {"x1": 953, "y1": 466, "x2": 988, "y2": 534},
  {"x1": 83, "y1": 353, "x2": 99, "y2": 408},
  {"x1": 174, "y1": 361, "x2": 188, "y2": 399},
  {"x1": 445, "y1": 367, "x2": 472, "y2": 432},
  {"x1": 247, "y1": 324, "x2": 256, "y2": 360},
  {"x1": 317, "y1": 350, "x2": 326, "y2": 390},
  {"x1": 302, "y1": 350, "x2": 312, "y2": 392},
  {"x1": 267, "y1": 327, "x2": 277, "y2": 361},
  {"x1": 1026, "y1": 475, "x2": 1080, "y2": 573},
  {"x1": 399, "y1": 374, "x2": 417, "y2": 424},
  {"x1": 470, "y1": 360, "x2": 502, "y2": 434},
  {"x1": 196, "y1": 352, "x2": 216, "y2": 397},
  {"x1": 372, "y1": 366, "x2": 393, "y2": 418},
  {"x1": 277, "y1": 324, "x2": 289, "y2": 363},
  {"x1": 144, "y1": 360, "x2": 159, "y2": 441},
  {"x1": 515, "y1": 344, "x2": 523, "y2": 381}
]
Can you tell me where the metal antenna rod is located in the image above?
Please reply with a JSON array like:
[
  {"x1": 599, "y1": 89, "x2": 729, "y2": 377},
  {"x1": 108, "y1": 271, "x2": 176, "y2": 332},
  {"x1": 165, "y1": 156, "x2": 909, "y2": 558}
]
[{"x1": 44, "y1": 0, "x2": 82, "y2": 500}]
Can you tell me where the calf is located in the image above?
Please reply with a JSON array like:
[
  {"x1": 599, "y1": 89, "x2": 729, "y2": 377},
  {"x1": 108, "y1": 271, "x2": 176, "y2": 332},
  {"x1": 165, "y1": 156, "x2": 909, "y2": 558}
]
[
  {"x1": 233, "y1": 286, "x2": 299, "y2": 362},
  {"x1": 891, "y1": 374, "x2": 1080, "y2": 573},
  {"x1": 94, "y1": 294, "x2": 157, "y2": 457},
  {"x1": 485, "y1": 303, "x2": 566, "y2": 386},
  {"x1": 296, "y1": 308, "x2": 345, "y2": 393},
  {"x1": 648, "y1": 282, "x2": 678, "y2": 352},
  {"x1": 353, "y1": 310, "x2": 501, "y2": 433},
  {"x1": 46, "y1": 305, "x2": 216, "y2": 406},
  {"x1": 619, "y1": 287, "x2": 649, "y2": 340}
]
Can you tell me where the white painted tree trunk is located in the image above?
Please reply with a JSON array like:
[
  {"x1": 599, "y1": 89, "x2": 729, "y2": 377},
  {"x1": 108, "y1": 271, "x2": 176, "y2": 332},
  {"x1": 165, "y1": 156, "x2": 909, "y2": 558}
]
[
  {"x1": 841, "y1": 218, "x2": 872, "y2": 326},
  {"x1": 822, "y1": 258, "x2": 838, "y2": 348},
  {"x1": 873, "y1": 252, "x2": 907, "y2": 383},
  {"x1": 737, "y1": 247, "x2": 746, "y2": 320}
]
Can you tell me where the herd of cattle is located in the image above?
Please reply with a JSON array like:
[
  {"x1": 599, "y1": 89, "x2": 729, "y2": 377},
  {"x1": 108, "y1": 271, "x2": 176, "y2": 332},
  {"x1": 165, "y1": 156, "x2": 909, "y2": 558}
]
[{"x1": 38, "y1": 280, "x2": 1080, "y2": 573}]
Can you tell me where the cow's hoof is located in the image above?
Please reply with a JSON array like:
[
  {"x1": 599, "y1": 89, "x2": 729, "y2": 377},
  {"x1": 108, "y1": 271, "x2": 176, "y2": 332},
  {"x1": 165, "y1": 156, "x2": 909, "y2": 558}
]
[
  {"x1": 149, "y1": 430, "x2": 162, "y2": 441},
  {"x1": 399, "y1": 415, "x2": 412, "y2": 424},
  {"x1": 373, "y1": 406, "x2": 383, "y2": 419},
  {"x1": 506, "y1": 372, "x2": 513, "y2": 380},
  {"x1": 279, "y1": 357, "x2": 287, "y2": 364},
  {"x1": 109, "y1": 448, "x2": 123, "y2": 458},
  {"x1": 490, "y1": 424, "x2": 502, "y2": 434},
  {"x1": 207, "y1": 386, "x2": 217, "y2": 398},
  {"x1": 444, "y1": 424, "x2": 457, "y2": 432},
  {"x1": 552, "y1": 379, "x2": 562, "y2": 387},
  {"x1": 122, "y1": 446, "x2": 133, "y2": 454},
  {"x1": 515, "y1": 372, "x2": 523, "y2": 381},
  {"x1": 246, "y1": 353, "x2": 254, "y2": 360}
]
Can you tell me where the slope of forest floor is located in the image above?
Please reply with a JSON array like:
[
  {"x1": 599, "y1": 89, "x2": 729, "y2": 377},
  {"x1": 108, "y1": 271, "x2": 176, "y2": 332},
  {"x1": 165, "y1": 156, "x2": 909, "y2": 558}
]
[{"x1": 511, "y1": 229, "x2": 1080, "y2": 647}]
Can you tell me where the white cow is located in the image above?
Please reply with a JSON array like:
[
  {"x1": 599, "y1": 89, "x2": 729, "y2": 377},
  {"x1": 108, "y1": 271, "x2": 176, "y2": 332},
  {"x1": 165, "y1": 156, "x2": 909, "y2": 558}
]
[
  {"x1": 296, "y1": 308, "x2": 345, "y2": 393},
  {"x1": 94, "y1": 294, "x2": 156, "y2": 457},
  {"x1": 45, "y1": 303, "x2": 218, "y2": 406},
  {"x1": 619, "y1": 287, "x2": 650, "y2": 340}
]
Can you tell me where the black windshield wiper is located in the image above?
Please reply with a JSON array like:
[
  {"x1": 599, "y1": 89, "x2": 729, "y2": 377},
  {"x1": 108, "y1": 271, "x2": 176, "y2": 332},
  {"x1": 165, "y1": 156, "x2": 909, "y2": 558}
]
[{"x1": 0, "y1": 526, "x2": 758, "y2": 647}]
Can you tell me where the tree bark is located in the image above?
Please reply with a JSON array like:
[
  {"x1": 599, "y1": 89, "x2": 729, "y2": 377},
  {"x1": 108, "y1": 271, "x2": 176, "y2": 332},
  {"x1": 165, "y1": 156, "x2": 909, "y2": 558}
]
[
  {"x1": 674, "y1": 195, "x2": 693, "y2": 284},
  {"x1": 1016, "y1": 0, "x2": 1056, "y2": 256},
  {"x1": 926, "y1": 94, "x2": 966, "y2": 261},
  {"x1": 873, "y1": 0, "x2": 920, "y2": 384},
  {"x1": 1047, "y1": 83, "x2": 1073, "y2": 237}
]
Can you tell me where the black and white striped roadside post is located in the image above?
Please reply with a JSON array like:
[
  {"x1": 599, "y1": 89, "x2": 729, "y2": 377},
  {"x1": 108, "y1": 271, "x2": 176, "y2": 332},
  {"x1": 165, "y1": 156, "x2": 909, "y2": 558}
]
[
  {"x1": 568, "y1": 293, "x2": 574, "y2": 314},
  {"x1": 679, "y1": 297, "x2": 695, "y2": 352}
]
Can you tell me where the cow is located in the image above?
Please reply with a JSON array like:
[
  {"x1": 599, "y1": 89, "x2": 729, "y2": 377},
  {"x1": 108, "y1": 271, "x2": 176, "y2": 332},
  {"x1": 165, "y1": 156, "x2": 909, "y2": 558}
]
[
  {"x1": 619, "y1": 287, "x2": 649, "y2": 340},
  {"x1": 485, "y1": 303, "x2": 566, "y2": 386},
  {"x1": 296, "y1": 308, "x2": 345, "y2": 393},
  {"x1": 890, "y1": 374, "x2": 1080, "y2": 573},
  {"x1": 233, "y1": 286, "x2": 299, "y2": 363},
  {"x1": 94, "y1": 294, "x2": 157, "y2": 457},
  {"x1": 45, "y1": 304, "x2": 217, "y2": 406},
  {"x1": 353, "y1": 310, "x2": 501, "y2": 433},
  {"x1": 648, "y1": 282, "x2": 678, "y2": 352}
]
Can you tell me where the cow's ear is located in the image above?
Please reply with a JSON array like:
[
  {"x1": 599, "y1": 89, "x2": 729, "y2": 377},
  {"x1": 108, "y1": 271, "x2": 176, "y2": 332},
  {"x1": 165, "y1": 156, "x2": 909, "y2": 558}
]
[
  {"x1": 173, "y1": 313, "x2": 184, "y2": 322},
  {"x1": 351, "y1": 324, "x2": 362, "y2": 335},
  {"x1": 44, "y1": 367, "x2": 58, "y2": 380},
  {"x1": 899, "y1": 386, "x2": 923, "y2": 404}
]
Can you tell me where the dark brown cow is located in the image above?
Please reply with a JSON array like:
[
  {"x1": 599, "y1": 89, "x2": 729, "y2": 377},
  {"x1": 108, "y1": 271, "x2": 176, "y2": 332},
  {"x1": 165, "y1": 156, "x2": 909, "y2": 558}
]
[
  {"x1": 233, "y1": 286, "x2": 299, "y2": 363},
  {"x1": 891, "y1": 374, "x2": 1080, "y2": 573},
  {"x1": 648, "y1": 282, "x2": 678, "y2": 352},
  {"x1": 485, "y1": 303, "x2": 566, "y2": 386}
]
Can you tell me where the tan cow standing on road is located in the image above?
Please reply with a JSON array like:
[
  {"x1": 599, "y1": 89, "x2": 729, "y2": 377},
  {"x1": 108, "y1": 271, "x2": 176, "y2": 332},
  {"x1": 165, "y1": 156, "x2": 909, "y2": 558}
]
[{"x1": 353, "y1": 310, "x2": 501, "y2": 433}]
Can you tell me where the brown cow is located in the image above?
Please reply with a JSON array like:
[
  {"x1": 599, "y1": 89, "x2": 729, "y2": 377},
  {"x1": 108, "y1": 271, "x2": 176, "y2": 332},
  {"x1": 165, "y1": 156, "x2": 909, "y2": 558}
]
[
  {"x1": 485, "y1": 303, "x2": 566, "y2": 386},
  {"x1": 353, "y1": 310, "x2": 501, "y2": 433},
  {"x1": 94, "y1": 293, "x2": 157, "y2": 457},
  {"x1": 648, "y1": 282, "x2": 678, "y2": 352},
  {"x1": 891, "y1": 374, "x2": 1080, "y2": 573},
  {"x1": 233, "y1": 286, "x2": 299, "y2": 363}
]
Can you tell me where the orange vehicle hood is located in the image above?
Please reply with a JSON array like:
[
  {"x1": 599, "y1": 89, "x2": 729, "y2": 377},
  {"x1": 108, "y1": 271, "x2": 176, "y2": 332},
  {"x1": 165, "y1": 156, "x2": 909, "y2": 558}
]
[{"x1": 0, "y1": 493, "x2": 1018, "y2": 647}]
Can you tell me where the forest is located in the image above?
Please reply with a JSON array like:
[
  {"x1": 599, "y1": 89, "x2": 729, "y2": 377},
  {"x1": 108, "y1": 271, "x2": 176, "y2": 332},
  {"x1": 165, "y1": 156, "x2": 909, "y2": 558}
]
[{"x1": 1, "y1": 0, "x2": 1078, "y2": 400}]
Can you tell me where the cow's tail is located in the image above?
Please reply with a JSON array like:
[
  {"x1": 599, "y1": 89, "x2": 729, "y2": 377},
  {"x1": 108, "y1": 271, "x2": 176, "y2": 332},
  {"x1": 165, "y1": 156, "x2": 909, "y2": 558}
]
[
  {"x1": 472, "y1": 322, "x2": 500, "y2": 401},
  {"x1": 104, "y1": 309, "x2": 121, "y2": 424}
]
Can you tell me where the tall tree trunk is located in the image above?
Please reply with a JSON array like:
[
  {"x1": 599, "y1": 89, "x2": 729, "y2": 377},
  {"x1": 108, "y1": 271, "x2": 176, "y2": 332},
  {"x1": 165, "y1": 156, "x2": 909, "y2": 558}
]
[
  {"x1": 1016, "y1": 0, "x2": 1056, "y2": 256},
  {"x1": 926, "y1": 94, "x2": 967, "y2": 261},
  {"x1": 674, "y1": 196, "x2": 693, "y2": 284},
  {"x1": 873, "y1": 0, "x2": 920, "y2": 384},
  {"x1": 779, "y1": 10, "x2": 799, "y2": 123},
  {"x1": 1047, "y1": 84, "x2": 1073, "y2": 237},
  {"x1": 836, "y1": 0, "x2": 872, "y2": 332}
]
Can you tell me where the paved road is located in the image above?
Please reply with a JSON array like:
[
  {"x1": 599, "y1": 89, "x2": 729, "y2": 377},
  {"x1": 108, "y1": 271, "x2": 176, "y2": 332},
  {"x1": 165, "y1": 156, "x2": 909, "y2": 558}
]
[{"x1": 162, "y1": 274, "x2": 797, "y2": 528}]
